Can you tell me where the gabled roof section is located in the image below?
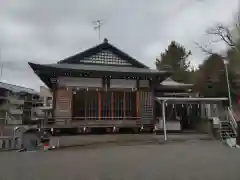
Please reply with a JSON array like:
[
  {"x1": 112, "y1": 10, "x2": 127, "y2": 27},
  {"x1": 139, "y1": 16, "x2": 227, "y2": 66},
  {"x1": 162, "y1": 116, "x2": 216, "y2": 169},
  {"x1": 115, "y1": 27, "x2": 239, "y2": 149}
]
[{"x1": 58, "y1": 38, "x2": 149, "y2": 68}]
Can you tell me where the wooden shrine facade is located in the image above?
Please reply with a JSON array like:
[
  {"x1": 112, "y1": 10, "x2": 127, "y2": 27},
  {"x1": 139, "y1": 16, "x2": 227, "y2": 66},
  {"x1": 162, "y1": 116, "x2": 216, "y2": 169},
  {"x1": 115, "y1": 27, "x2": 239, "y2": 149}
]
[{"x1": 29, "y1": 39, "x2": 171, "y2": 128}]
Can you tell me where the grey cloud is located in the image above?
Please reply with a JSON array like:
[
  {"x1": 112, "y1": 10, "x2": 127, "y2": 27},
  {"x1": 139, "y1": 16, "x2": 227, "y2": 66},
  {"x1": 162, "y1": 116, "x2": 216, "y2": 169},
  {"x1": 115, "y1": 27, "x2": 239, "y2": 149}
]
[{"x1": 0, "y1": 0, "x2": 239, "y2": 90}]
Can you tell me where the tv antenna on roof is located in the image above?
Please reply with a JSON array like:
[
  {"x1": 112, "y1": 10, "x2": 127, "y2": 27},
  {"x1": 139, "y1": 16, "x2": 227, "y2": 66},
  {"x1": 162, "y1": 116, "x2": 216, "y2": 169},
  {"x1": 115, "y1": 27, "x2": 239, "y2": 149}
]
[
  {"x1": 0, "y1": 50, "x2": 3, "y2": 80},
  {"x1": 92, "y1": 20, "x2": 105, "y2": 41}
]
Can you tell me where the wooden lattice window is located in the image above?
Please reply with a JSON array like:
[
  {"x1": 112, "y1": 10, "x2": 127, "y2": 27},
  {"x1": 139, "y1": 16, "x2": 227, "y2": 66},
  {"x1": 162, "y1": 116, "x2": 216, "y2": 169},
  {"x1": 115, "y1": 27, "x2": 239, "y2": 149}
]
[{"x1": 82, "y1": 50, "x2": 131, "y2": 65}]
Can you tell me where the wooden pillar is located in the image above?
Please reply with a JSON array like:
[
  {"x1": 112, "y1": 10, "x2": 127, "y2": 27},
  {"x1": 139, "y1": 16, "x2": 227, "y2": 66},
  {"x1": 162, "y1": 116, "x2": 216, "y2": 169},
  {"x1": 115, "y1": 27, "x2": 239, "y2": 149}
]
[
  {"x1": 98, "y1": 91, "x2": 101, "y2": 120},
  {"x1": 151, "y1": 79, "x2": 156, "y2": 124},
  {"x1": 162, "y1": 100, "x2": 167, "y2": 141},
  {"x1": 84, "y1": 91, "x2": 87, "y2": 121},
  {"x1": 136, "y1": 79, "x2": 140, "y2": 120},
  {"x1": 123, "y1": 92, "x2": 126, "y2": 119},
  {"x1": 52, "y1": 83, "x2": 57, "y2": 118},
  {"x1": 111, "y1": 92, "x2": 114, "y2": 120},
  {"x1": 68, "y1": 87, "x2": 73, "y2": 124},
  {"x1": 152, "y1": 89, "x2": 156, "y2": 124},
  {"x1": 136, "y1": 91, "x2": 140, "y2": 119}
]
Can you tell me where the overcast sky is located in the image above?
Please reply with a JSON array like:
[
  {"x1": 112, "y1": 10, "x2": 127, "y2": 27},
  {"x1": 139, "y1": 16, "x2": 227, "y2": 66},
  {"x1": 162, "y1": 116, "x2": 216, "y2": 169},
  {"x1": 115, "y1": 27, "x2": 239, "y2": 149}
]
[{"x1": 0, "y1": 0, "x2": 239, "y2": 90}]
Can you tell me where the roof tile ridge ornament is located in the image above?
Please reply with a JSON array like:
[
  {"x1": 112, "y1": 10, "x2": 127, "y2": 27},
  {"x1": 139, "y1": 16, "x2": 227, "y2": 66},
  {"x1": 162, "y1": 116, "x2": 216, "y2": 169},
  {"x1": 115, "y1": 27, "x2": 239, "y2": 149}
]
[{"x1": 103, "y1": 38, "x2": 108, "y2": 43}]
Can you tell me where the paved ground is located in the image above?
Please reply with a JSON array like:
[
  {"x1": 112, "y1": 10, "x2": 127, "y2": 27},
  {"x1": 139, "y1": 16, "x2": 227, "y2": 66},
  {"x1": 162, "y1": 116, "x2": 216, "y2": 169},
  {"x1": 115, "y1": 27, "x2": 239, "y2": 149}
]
[{"x1": 0, "y1": 139, "x2": 240, "y2": 180}]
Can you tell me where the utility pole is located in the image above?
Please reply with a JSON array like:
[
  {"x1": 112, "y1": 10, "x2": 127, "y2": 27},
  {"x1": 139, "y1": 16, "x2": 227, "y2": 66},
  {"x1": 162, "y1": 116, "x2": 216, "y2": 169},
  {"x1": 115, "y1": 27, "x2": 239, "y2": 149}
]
[
  {"x1": 93, "y1": 20, "x2": 105, "y2": 41},
  {"x1": 223, "y1": 59, "x2": 232, "y2": 109}
]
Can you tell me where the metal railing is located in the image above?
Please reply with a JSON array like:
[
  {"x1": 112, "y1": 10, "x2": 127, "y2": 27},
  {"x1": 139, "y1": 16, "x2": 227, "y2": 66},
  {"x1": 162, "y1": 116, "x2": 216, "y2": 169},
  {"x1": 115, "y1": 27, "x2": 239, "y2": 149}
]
[
  {"x1": 227, "y1": 107, "x2": 238, "y2": 135},
  {"x1": 6, "y1": 114, "x2": 22, "y2": 125},
  {"x1": 0, "y1": 137, "x2": 22, "y2": 150},
  {"x1": 9, "y1": 108, "x2": 23, "y2": 115}
]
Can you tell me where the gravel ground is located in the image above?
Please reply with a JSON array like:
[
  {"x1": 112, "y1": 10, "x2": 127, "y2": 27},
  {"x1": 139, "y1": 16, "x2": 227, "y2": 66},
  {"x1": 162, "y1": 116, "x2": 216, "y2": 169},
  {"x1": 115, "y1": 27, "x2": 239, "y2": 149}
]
[
  {"x1": 0, "y1": 140, "x2": 240, "y2": 180},
  {"x1": 50, "y1": 133, "x2": 214, "y2": 148}
]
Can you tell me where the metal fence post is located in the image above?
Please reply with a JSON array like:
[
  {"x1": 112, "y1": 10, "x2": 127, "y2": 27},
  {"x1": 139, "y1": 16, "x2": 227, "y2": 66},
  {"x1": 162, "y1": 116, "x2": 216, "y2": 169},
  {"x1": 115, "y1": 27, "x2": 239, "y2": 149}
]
[{"x1": 162, "y1": 100, "x2": 167, "y2": 141}]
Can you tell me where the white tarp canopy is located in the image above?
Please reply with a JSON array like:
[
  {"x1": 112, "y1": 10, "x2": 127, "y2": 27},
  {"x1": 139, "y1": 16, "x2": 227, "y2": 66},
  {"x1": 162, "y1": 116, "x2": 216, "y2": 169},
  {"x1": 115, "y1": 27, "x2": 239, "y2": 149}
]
[{"x1": 156, "y1": 97, "x2": 228, "y2": 104}]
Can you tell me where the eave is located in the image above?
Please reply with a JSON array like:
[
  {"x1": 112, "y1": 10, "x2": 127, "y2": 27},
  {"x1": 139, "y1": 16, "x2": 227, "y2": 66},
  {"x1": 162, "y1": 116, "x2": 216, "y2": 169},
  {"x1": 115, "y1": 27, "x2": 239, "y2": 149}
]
[{"x1": 28, "y1": 62, "x2": 172, "y2": 89}]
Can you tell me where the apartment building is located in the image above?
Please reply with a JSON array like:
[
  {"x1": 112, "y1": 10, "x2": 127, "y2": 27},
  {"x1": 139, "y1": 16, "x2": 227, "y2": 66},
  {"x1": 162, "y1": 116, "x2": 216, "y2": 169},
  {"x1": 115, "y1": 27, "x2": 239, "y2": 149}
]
[
  {"x1": 0, "y1": 82, "x2": 40, "y2": 125},
  {"x1": 30, "y1": 86, "x2": 52, "y2": 118}
]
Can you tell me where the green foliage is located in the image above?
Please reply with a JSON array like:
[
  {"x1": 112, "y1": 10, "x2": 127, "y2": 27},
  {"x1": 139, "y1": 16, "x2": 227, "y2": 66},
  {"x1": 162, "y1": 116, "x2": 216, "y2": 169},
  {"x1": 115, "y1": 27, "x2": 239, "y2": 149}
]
[
  {"x1": 227, "y1": 44, "x2": 240, "y2": 72},
  {"x1": 156, "y1": 38, "x2": 239, "y2": 100},
  {"x1": 155, "y1": 41, "x2": 192, "y2": 83},
  {"x1": 194, "y1": 53, "x2": 238, "y2": 100}
]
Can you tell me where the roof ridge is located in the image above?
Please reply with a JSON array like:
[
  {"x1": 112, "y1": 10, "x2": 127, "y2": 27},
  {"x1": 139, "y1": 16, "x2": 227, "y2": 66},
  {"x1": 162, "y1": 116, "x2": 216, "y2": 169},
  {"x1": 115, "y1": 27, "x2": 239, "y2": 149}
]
[
  {"x1": 57, "y1": 41, "x2": 106, "y2": 64},
  {"x1": 0, "y1": 81, "x2": 39, "y2": 94},
  {"x1": 105, "y1": 41, "x2": 149, "y2": 69}
]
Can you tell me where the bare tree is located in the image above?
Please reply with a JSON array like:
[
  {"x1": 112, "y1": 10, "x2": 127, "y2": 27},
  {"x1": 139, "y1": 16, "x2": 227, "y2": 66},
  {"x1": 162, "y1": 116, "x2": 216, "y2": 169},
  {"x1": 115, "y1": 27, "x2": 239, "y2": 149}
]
[
  {"x1": 197, "y1": 8, "x2": 240, "y2": 57},
  {"x1": 207, "y1": 24, "x2": 236, "y2": 47},
  {"x1": 196, "y1": 24, "x2": 238, "y2": 58}
]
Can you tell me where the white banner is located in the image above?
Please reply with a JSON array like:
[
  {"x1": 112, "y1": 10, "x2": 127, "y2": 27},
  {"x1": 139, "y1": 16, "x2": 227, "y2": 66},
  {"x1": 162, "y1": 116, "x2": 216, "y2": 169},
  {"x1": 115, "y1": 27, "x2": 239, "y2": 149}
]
[
  {"x1": 110, "y1": 79, "x2": 136, "y2": 88},
  {"x1": 139, "y1": 80, "x2": 149, "y2": 87},
  {"x1": 58, "y1": 77, "x2": 102, "y2": 88}
]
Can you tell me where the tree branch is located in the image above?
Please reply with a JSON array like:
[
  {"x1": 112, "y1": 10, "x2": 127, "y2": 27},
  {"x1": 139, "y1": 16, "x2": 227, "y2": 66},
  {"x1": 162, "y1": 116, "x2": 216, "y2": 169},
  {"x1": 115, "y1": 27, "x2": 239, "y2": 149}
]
[
  {"x1": 206, "y1": 24, "x2": 236, "y2": 47},
  {"x1": 194, "y1": 42, "x2": 215, "y2": 55}
]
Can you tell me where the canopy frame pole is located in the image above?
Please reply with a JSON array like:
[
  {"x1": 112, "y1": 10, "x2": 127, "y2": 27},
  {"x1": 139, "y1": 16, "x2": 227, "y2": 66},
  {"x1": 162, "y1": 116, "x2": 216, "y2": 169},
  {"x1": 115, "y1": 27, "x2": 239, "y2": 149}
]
[{"x1": 162, "y1": 100, "x2": 167, "y2": 141}]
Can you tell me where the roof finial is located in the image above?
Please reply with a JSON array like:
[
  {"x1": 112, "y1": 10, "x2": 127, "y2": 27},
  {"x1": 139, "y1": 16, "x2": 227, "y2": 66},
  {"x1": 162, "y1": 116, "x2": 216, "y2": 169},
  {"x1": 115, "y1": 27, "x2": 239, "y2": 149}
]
[{"x1": 103, "y1": 38, "x2": 108, "y2": 43}]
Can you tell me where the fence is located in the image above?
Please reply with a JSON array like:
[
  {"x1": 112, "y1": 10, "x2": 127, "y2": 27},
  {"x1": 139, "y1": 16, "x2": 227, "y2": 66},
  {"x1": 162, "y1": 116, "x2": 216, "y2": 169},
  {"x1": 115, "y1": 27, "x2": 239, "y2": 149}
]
[{"x1": 0, "y1": 136, "x2": 22, "y2": 150}]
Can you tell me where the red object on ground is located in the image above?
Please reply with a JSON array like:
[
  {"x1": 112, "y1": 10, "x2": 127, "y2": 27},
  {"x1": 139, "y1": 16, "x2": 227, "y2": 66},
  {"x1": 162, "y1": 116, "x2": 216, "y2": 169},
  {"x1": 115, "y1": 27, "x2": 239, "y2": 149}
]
[{"x1": 43, "y1": 144, "x2": 49, "y2": 151}]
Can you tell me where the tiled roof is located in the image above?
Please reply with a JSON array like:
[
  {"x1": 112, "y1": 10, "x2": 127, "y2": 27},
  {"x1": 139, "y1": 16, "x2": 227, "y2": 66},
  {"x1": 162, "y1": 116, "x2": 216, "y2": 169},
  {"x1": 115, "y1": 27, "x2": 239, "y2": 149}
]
[
  {"x1": 0, "y1": 82, "x2": 39, "y2": 95},
  {"x1": 41, "y1": 63, "x2": 166, "y2": 74},
  {"x1": 161, "y1": 77, "x2": 193, "y2": 86}
]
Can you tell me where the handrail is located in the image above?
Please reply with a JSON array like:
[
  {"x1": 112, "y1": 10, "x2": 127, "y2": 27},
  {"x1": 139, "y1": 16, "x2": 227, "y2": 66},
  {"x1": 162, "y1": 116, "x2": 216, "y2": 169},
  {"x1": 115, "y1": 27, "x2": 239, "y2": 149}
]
[{"x1": 227, "y1": 107, "x2": 238, "y2": 135}]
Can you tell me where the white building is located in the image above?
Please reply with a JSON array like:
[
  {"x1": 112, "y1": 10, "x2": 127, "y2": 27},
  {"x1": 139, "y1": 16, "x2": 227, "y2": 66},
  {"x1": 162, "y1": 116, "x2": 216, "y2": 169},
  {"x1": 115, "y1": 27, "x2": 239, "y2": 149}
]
[
  {"x1": 39, "y1": 86, "x2": 52, "y2": 108},
  {"x1": 0, "y1": 81, "x2": 40, "y2": 125}
]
